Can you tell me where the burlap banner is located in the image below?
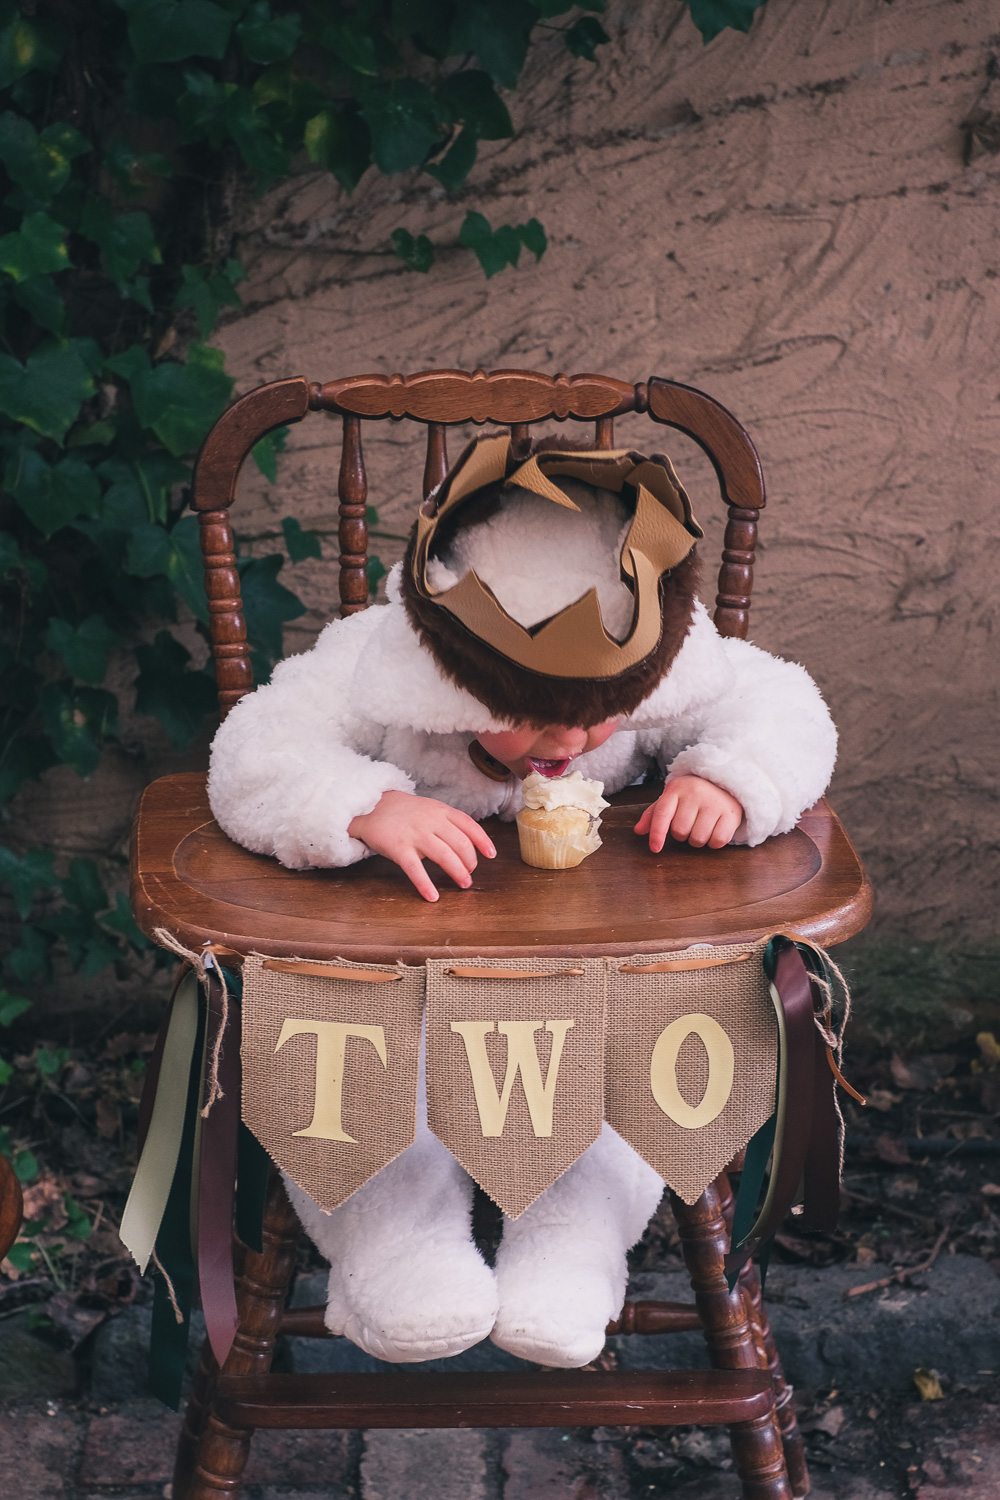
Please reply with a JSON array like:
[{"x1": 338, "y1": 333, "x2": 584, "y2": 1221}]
[
  {"x1": 605, "y1": 939, "x2": 777, "y2": 1204},
  {"x1": 425, "y1": 957, "x2": 606, "y2": 1218},
  {"x1": 241, "y1": 954, "x2": 425, "y2": 1211}
]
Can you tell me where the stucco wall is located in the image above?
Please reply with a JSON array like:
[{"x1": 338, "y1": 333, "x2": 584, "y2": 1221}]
[{"x1": 12, "y1": 0, "x2": 999, "y2": 977}]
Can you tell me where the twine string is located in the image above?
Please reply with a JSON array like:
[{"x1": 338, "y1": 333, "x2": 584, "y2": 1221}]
[{"x1": 151, "y1": 927, "x2": 230, "y2": 1117}]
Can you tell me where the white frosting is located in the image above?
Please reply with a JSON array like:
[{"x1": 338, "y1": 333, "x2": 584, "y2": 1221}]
[{"x1": 521, "y1": 770, "x2": 609, "y2": 816}]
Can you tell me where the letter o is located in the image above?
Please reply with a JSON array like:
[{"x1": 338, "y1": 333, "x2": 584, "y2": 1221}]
[{"x1": 649, "y1": 1014, "x2": 735, "y2": 1129}]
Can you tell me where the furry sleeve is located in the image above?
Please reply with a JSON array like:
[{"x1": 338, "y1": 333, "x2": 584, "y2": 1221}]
[
  {"x1": 207, "y1": 609, "x2": 415, "y2": 869},
  {"x1": 639, "y1": 635, "x2": 837, "y2": 847}
]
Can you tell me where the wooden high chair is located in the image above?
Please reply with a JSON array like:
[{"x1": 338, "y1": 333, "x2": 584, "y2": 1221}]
[{"x1": 131, "y1": 369, "x2": 872, "y2": 1500}]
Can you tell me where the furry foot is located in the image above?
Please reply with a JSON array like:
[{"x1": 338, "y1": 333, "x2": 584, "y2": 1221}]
[
  {"x1": 283, "y1": 1135, "x2": 498, "y2": 1364},
  {"x1": 490, "y1": 1124, "x2": 664, "y2": 1367}
]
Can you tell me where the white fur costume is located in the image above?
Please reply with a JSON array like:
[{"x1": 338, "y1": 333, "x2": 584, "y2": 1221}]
[{"x1": 208, "y1": 481, "x2": 837, "y2": 1368}]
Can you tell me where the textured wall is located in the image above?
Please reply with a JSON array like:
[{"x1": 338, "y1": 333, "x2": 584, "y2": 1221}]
[{"x1": 14, "y1": 0, "x2": 1000, "y2": 969}]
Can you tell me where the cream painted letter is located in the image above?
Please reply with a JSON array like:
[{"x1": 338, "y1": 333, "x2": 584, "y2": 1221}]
[
  {"x1": 274, "y1": 1019, "x2": 387, "y2": 1142},
  {"x1": 450, "y1": 1019, "x2": 575, "y2": 1137},
  {"x1": 649, "y1": 1013, "x2": 735, "y2": 1129}
]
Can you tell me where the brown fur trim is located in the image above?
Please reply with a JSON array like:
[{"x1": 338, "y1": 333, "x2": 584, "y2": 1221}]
[{"x1": 402, "y1": 545, "x2": 701, "y2": 728}]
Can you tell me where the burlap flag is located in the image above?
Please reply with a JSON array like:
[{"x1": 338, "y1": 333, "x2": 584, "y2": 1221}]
[
  {"x1": 241, "y1": 954, "x2": 425, "y2": 1210},
  {"x1": 425, "y1": 956, "x2": 605, "y2": 1218},
  {"x1": 605, "y1": 940, "x2": 777, "y2": 1204}
]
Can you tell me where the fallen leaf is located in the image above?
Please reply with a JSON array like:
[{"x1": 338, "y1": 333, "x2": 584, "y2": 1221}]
[
  {"x1": 975, "y1": 1031, "x2": 1000, "y2": 1069},
  {"x1": 866, "y1": 1088, "x2": 902, "y2": 1112},
  {"x1": 913, "y1": 1367, "x2": 944, "y2": 1401},
  {"x1": 814, "y1": 1405, "x2": 846, "y2": 1437},
  {"x1": 94, "y1": 1097, "x2": 121, "y2": 1140},
  {"x1": 875, "y1": 1132, "x2": 912, "y2": 1165},
  {"x1": 45, "y1": 1292, "x2": 105, "y2": 1347},
  {"x1": 890, "y1": 1054, "x2": 957, "y2": 1091},
  {"x1": 21, "y1": 1178, "x2": 68, "y2": 1230},
  {"x1": 855, "y1": 1245, "x2": 878, "y2": 1267},
  {"x1": 980, "y1": 1183, "x2": 1000, "y2": 1198}
]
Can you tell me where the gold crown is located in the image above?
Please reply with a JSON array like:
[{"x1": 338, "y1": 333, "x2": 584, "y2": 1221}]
[{"x1": 409, "y1": 434, "x2": 702, "y2": 679}]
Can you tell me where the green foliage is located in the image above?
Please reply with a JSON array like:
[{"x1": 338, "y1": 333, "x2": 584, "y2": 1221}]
[{"x1": 0, "y1": 0, "x2": 764, "y2": 1028}]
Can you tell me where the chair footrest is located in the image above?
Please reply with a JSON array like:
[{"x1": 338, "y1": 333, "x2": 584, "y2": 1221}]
[{"x1": 214, "y1": 1368, "x2": 774, "y2": 1430}]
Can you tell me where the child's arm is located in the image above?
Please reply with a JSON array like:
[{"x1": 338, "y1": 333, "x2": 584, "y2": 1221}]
[
  {"x1": 634, "y1": 775, "x2": 744, "y2": 851},
  {"x1": 349, "y1": 790, "x2": 496, "y2": 902}
]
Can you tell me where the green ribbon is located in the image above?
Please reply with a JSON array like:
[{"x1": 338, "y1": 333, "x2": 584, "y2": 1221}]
[{"x1": 119, "y1": 971, "x2": 200, "y2": 1274}]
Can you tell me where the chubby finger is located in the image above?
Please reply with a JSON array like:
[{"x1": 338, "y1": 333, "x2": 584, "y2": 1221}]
[
  {"x1": 436, "y1": 823, "x2": 480, "y2": 877},
  {"x1": 667, "y1": 796, "x2": 698, "y2": 842},
  {"x1": 426, "y1": 835, "x2": 474, "y2": 890},
  {"x1": 633, "y1": 803, "x2": 654, "y2": 835},
  {"x1": 686, "y1": 805, "x2": 721, "y2": 848},
  {"x1": 398, "y1": 851, "x2": 438, "y2": 902},
  {"x1": 449, "y1": 809, "x2": 496, "y2": 858},
  {"x1": 708, "y1": 809, "x2": 742, "y2": 849},
  {"x1": 647, "y1": 797, "x2": 679, "y2": 853}
]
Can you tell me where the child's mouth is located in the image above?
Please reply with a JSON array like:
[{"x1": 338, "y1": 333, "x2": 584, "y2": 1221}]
[{"x1": 526, "y1": 757, "x2": 572, "y2": 778}]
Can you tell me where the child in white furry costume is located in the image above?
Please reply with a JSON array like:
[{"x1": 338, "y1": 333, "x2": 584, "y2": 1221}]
[{"x1": 208, "y1": 436, "x2": 837, "y2": 1369}]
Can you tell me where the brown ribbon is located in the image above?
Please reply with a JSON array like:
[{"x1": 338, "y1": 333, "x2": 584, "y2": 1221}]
[
  {"x1": 262, "y1": 959, "x2": 402, "y2": 983},
  {"x1": 197, "y1": 969, "x2": 240, "y2": 1368},
  {"x1": 620, "y1": 954, "x2": 752, "y2": 974},
  {"x1": 725, "y1": 938, "x2": 817, "y2": 1276},
  {"x1": 443, "y1": 966, "x2": 584, "y2": 979}
]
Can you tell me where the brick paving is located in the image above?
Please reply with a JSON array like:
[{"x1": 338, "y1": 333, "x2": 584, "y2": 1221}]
[{"x1": 2, "y1": 1384, "x2": 998, "y2": 1499}]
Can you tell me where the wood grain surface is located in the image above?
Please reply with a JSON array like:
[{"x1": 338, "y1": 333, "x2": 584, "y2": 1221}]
[{"x1": 132, "y1": 774, "x2": 871, "y2": 963}]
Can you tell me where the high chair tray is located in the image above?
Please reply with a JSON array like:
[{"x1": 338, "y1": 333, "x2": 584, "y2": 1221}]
[{"x1": 132, "y1": 773, "x2": 871, "y2": 963}]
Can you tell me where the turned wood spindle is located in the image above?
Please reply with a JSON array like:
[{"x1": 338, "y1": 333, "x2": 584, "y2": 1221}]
[
  {"x1": 509, "y1": 421, "x2": 531, "y2": 458},
  {"x1": 714, "y1": 506, "x2": 760, "y2": 641},
  {"x1": 338, "y1": 415, "x2": 369, "y2": 617},
  {"x1": 595, "y1": 415, "x2": 615, "y2": 449},
  {"x1": 199, "y1": 509, "x2": 253, "y2": 715},
  {"x1": 177, "y1": 1171, "x2": 301, "y2": 1500},
  {"x1": 423, "y1": 422, "x2": 450, "y2": 500}
]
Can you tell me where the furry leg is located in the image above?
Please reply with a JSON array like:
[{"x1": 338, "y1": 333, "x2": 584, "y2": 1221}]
[{"x1": 490, "y1": 1124, "x2": 664, "y2": 1367}]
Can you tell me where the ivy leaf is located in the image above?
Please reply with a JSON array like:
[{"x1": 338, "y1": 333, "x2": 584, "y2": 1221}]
[
  {"x1": 102, "y1": 891, "x2": 148, "y2": 950},
  {"x1": 0, "y1": 13, "x2": 65, "y2": 90},
  {"x1": 134, "y1": 630, "x2": 217, "y2": 748},
  {"x1": 390, "y1": 0, "x2": 452, "y2": 57},
  {"x1": 0, "y1": 339, "x2": 99, "y2": 442},
  {"x1": 436, "y1": 71, "x2": 514, "y2": 140},
  {"x1": 104, "y1": 137, "x2": 171, "y2": 196},
  {"x1": 117, "y1": 0, "x2": 235, "y2": 64},
  {"x1": 0, "y1": 990, "x2": 30, "y2": 1027},
  {"x1": 0, "y1": 530, "x2": 47, "y2": 588},
  {"x1": 424, "y1": 126, "x2": 477, "y2": 192},
  {"x1": 321, "y1": 17, "x2": 379, "y2": 75},
  {"x1": 367, "y1": 554, "x2": 387, "y2": 594},
  {"x1": 391, "y1": 227, "x2": 435, "y2": 273},
  {"x1": 4, "y1": 449, "x2": 102, "y2": 537},
  {"x1": 45, "y1": 615, "x2": 121, "y2": 684},
  {"x1": 125, "y1": 514, "x2": 207, "y2": 623},
  {"x1": 449, "y1": 0, "x2": 538, "y2": 89},
  {"x1": 110, "y1": 341, "x2": 234, "y2": 457},
  {"x1": 174, "y1": 258, "x2": 245, "y2": 337},
  {"x1": 4, "y1": 924, "x2": 51, "y2": 983},
  {"x1": 0, "y1": 211, "x2": 70, "y2": 281},
  {"x1": 60, "y1": 857, "x2": 108, "y2": 915},
  {"x1": 357, "y1": 80, "x2": 443, "y2": 174},
  {"x1": 518, "y1": 216, "x2": 547, "y2": 260},
  {"x1": 238, "y1": 553, "x2": 306, "y2": 660},
  {"x1": 237, "y1": 1, "x2": 301, "y2": 64},
  {"x1": 0, "y1": 736, "x2": 59, "y2": 804},
  {"x1": 564, "y1": 16, "x2": 610, "y2": 59},
  {"x1": 10, "y1": 274, "x2": 65, "y2": 334},
  {"x1": 40, "y1": 683, "x2": 118, "y2": 777},
  {"x1": 178, "y1": 72, "x2": 289, "y2": 182},
  {"x1": 303, "y1": 107, "x2": 371, "y2": 191},
  {"x1": 458, "y1": 211, "x2": 545, "y2": 277},
  {"x1": 80, "y1": 196, "x2": 161, "y2": 290},
  {"x1": 686, "y1": 0, "x2": 768, "y2": 42},
  {"x1": 0, "y1": 846, "x2": 57, "y2": 920},
  {"x1": 251, "y1": 424, "x2": 288, "y2": 482},
  {"x1": 281, "y1": 515, "x2": 321, "y2": 562},
  {"x1": 0, "y1": 113, "x2": 89, "y2": 203}
]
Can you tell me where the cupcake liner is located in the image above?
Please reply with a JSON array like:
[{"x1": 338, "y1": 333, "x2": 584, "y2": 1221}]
[{"x1": 516, "y1": 812, "x2": 603, "y2": 870}]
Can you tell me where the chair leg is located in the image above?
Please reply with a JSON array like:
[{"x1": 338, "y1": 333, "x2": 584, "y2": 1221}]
[
  {"x1": 717, "y1": 1174, "x2": 810, "y2": 1499},
  {"x1": 671, "y1": 1182, "x2": 792, "y2": 1500},
  {"x1": 174, "y1": 1167, "x2": 300, "y2": 1500}
]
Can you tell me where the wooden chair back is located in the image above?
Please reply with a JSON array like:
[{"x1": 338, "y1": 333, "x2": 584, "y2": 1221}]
[{"x1": 192, "y1": 370, "x2": 766, "y2": 715}]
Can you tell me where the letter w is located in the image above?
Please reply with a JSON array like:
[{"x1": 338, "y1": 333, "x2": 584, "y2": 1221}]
[{"x1": 449, "y1": 1020, "x2": 574, "y2": 1138}]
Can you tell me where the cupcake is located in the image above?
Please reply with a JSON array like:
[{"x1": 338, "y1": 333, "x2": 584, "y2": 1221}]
[{"x1": 516, "y1": 770, "x2": 610, "y2": 869}]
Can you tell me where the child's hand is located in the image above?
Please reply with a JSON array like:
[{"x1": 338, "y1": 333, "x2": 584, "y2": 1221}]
[
  {"x1": 349, "y1": 790, "x2": 496, "y2": 902},
  {"x1": 634, "y1": 775, "x2": 744, "y2": 853}
]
